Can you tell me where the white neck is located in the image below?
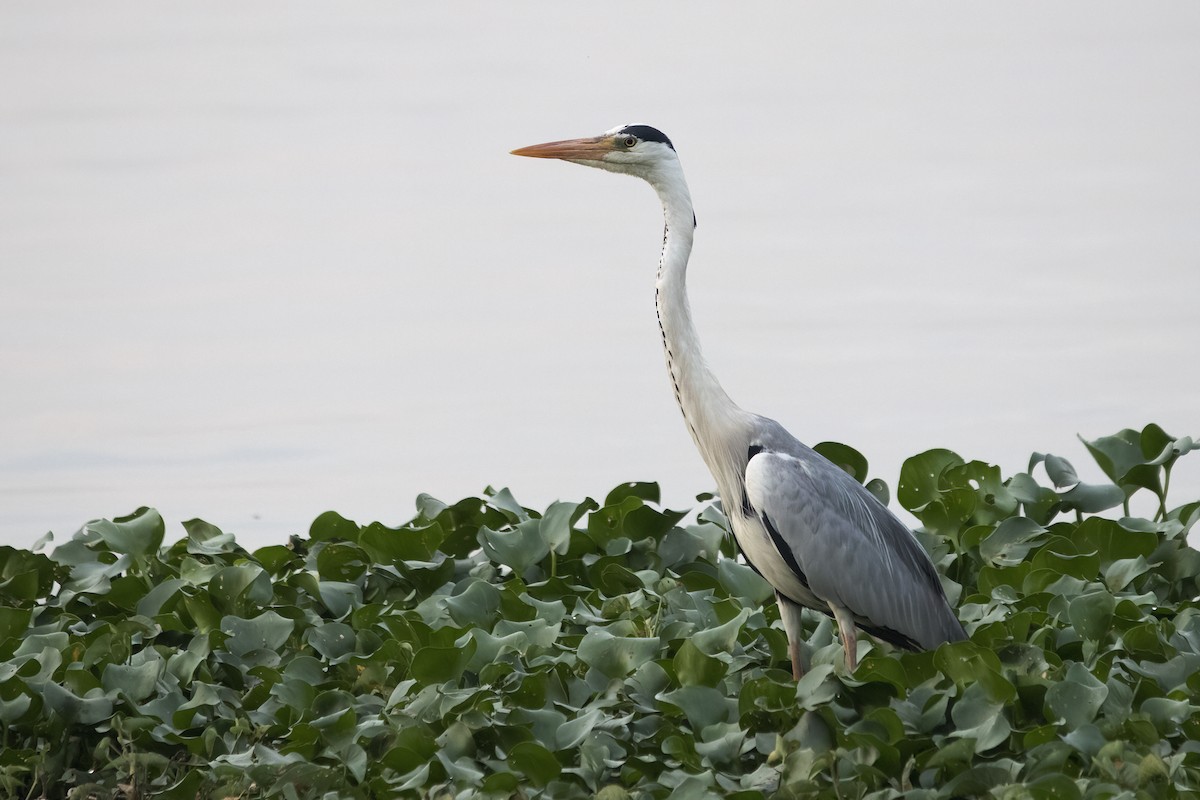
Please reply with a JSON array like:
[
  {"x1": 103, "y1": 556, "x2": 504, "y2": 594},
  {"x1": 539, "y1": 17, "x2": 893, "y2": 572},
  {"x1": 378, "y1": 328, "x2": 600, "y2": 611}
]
[{"x1": 648, "y1": 163, "x2": 751, "y2": 484}]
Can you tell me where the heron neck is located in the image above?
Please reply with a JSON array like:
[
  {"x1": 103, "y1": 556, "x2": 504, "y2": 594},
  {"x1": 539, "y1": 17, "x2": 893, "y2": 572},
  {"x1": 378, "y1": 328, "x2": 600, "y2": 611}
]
[{"x1": 651, "y1": 171, "x2": 747, "y2": 472}]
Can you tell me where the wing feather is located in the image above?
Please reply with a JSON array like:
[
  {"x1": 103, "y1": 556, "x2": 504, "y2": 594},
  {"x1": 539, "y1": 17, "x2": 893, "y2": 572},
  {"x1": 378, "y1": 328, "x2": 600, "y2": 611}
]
[{"x1": 744, "y1": 448, "x2": 965, "y2": 650}]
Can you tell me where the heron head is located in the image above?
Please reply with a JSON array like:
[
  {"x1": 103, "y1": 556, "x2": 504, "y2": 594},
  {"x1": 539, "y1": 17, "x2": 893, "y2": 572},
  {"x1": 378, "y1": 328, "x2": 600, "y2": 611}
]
[{"x1": 511, "y1": 124, "x2": 678, "y2": 180}]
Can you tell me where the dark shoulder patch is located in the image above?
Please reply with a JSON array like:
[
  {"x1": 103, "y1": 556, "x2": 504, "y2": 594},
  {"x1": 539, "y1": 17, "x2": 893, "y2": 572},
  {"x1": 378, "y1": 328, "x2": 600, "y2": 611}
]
[
  {"x1": 618, "y1": 125, "x2": 674, "y2": 151},
  {"x1": 747, "y1": 445, "x2": 764, "y2": 461},
  {"x1": 762, "y1": 512, "x2": 810, "y2": 590}
]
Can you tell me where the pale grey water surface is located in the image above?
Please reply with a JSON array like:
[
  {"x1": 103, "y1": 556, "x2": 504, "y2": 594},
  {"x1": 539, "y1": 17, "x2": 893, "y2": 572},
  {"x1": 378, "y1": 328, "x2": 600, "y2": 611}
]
[{"x1": 2, "y1": 2, "x2": 1198, "y2": 550}]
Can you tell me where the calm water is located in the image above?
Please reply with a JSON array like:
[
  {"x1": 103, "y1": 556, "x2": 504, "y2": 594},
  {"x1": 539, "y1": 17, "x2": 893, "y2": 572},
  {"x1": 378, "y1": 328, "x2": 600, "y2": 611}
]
[{"x1": 2, "y1": 2, "x2": 1198, "y2": 549}]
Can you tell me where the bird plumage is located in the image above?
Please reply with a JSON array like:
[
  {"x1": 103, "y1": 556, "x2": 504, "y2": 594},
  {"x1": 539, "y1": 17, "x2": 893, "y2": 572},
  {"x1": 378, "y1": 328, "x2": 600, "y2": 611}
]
[{"x1": 513, "y1": 124, "x2": 967, "y2": 675}]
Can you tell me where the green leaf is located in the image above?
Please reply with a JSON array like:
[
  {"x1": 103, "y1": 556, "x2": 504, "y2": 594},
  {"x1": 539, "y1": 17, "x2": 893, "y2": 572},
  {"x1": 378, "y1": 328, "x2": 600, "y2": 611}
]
[
  {"x1": 1042, "y1": 454, "x2": 1079, "y2": 488},
  {"x1": 658, "y1": 685, "x2": 734, "y2": 730},
  {"x1": 794, "y1": 663, "x2": 839, "y2": 710},
  {"x1": 1045, "y1": 662, "x2": 1107, "y2": 729},
  {"x1": 183, "y1": 518, "x2": 239, "y2": 555},
  {"x1": 717, "y1": 558, "x2": 773, "y2": 605},
  {"x1": 898, "y1": 449, "x2": 965, "y2": 511},
  {"x1": 865, "y1": 478, "x2": 890, "y2": 506},
  {"x1": 691, "y1": 608, "x2": 749, "y2": 656},
  {"x1": 101, "y1": 658, "x2": 162, "y2": 702},
  {"x1": 39, "y1": 681, "x2": 114, "y2": 725},
  {"x1": 410, "y1": 639, "x2": 477, "y2": 685},
  {"x1": 1059, "y1": 482, "x2": 1124, "y2": 513},
  {"x1": 1080, "y1": 429, "x2": 1163, "y2": 496},
  {"x1": 306, "y1": 622, "x2": 356, "y2": 662},
  {"x1": 577, "y1": 629, "x2": 660, "y2": 679},
  {"x1": 479, "y1": 520, "x2": 549, "y2": 575},
  {"x1": 604, "y1": 482, "x2": 660, "y2": 507},
  {"x1": 979, "y1": 517, "x2": 1047, "y2": 567},
  {"x1": 674, "y1": 639, "x2": 727, "y2": 688},
  {"x1": 1071, "y1": 517, "x2": 1158, "y2": 564},
  {"x1": 813, "y1": 441, "x2": 869, "y2": 484},
  {"x1": 209, "y1": 565, "x2": 273, "y2": 616},
  {"x1": 950, "y1": 681, "x2": 1011, "y2": 753},
  {"x1": 1103, "y1": 556, "x2": 1151, "y2": 592},
  {"x1": 507, "y1": 741, "x2": 560, "y2": 787},
  {"x1": 309, "y1": 510, "x2": 359, "y2": 542},
  {"x1": 220, "y1": 610, "x2": 294, "y2": 657},
  {"x1": 0, "y1": 606, "x2": 33, "y2": 651},
  {"x1": 87, "y1": 507, "x2": 164, "y2": 557}
]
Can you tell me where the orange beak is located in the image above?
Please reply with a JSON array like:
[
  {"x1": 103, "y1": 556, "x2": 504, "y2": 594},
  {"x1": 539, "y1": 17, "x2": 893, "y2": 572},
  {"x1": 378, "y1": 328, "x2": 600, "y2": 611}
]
[{"x1": 510, "y1": 136, "x2": 615, "y2": 161}]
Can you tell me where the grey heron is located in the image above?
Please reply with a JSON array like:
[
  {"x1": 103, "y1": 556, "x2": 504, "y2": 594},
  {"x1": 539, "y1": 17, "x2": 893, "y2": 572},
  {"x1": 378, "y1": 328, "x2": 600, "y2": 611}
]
[{"x1": 512, "y1": 125, "x2": 968, "y2": 677}]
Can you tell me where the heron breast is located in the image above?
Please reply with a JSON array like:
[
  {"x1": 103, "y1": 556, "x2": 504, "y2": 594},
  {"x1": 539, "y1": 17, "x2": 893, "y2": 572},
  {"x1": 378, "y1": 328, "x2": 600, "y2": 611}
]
[{"x1": 729, "y1": 512, "x2": 825, "y2": 612}]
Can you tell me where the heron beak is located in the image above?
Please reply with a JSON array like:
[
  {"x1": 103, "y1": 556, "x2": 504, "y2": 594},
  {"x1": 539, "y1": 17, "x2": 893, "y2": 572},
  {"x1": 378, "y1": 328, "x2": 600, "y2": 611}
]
[{"x1": 510, "y1": 136, "x2": 614, "y2": 161}]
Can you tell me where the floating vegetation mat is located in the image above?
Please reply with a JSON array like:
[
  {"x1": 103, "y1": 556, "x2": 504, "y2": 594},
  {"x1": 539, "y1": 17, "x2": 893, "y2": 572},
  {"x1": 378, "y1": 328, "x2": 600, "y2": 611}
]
[{"x1": 1, "y1": 425, "x2": 1198, "y2": 798}]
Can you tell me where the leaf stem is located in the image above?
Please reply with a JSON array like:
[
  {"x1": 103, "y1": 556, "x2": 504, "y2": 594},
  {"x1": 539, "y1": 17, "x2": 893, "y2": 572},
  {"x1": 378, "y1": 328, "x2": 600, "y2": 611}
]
[{"x1": 1159, "y1": 463, "x2": 1173, "y2": 521}]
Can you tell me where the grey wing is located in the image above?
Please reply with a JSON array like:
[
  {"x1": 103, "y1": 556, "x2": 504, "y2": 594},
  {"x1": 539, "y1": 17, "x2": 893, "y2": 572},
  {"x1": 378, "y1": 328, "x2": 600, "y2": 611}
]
[{"x1": 744, "y1": 448, "x2": 967, "y2": 650}]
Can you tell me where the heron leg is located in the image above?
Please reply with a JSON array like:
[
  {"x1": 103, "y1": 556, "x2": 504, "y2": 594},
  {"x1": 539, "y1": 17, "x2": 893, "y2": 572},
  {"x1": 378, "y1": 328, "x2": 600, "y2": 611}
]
[
  {"x1": 829, "y1": 603, "x2": 859, "y2": 672},
  {"x1": 776, "y1": 592, "x2": 806, "y2": 680}
]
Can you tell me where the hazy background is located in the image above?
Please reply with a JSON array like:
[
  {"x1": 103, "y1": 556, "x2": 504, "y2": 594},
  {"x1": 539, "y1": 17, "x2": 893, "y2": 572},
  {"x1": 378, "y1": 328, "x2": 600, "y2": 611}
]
[{"x1": 2, "y1": 2, "x2": 1198, "y2": 550}]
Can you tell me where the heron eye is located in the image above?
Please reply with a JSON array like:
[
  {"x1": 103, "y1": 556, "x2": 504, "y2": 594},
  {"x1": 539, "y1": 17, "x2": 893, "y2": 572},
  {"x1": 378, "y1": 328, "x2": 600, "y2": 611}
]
[{"x1": 623, "y1": 136, "x2": 638, "y2": 148}]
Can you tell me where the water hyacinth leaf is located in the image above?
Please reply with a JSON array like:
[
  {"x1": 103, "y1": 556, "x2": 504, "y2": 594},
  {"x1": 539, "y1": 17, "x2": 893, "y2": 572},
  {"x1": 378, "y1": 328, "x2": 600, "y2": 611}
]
[
  {"x1": 539, "y1": 500, "x2": 589, "y2": 552},
  {"x1": 209, "y1": 565, "x2": 273, "y2": 616},
  {"x1": 1042, "y1": 454, "x2": 1079, "y2": 488},
  {"x1": 306, "y1": 622, "x2": 356, "y2": 662},
  {"x1": 950, "y1": 682, "x2": 1011, "y2": 753},
  {"x1": 1, "y1": 430, "x2": 1198, "y2": 796},
  {"x1": 488, "y1": 487, "x2": 529, "y2": 523},
  {"x1": 1024, "y1": 773, "x2": 1084, "y2": 800},
  {"x1": 0, "y1": 549, "x2": 56, "y2": 602},
  {"x1": 850, "y1": 653, "x2": 908, "y2": 691},
  {"x1": 221, "y1": 611, "x2": 294, "y2": 657},
  {"x1": 1080, "y1": 429, "x2": 1163, "y2": 496},
  {"x1": 947, "y1": 460, "x2": 1018, "y2": 522},
  {"x1": 578, "y1": 629, "x2": 660, "y2": 679},
  {"x1": 1059, "y1": 482, "x2": 1125, "y2": 514},
  {"x1": 691, "y1": 608, "x2": 750, "y2": 656},
  {"x1": 182, "y1": 518, "x2": 238, "y2": 555},
  {"x1": 979, "y1": 517, "x2": 1047, "y2": 567},
  {"x1": 479, "y1": 521, "x2": 549, "y2": 575},
  {"x1": 1007, "y1": 472, "x2": 1060, "y2": 523},
  {"x1": 674, "y1": 639, "x2": 727, "y2": 688},
  {"x1": 444, "y1": 578, "x2": 501, "y2": 628},
  {"x1": 410, "y1": 639, "x2": 476, "y2": 685},
  {"x1": 604, "y1": 482, "x2": 661, "y2": 507},
  {"x1": 508, "y1": 741, "x2": 561, "y2": 787},
  {"x1": 87, "y1": 507, "x2": 164, "y2": 557},
  {"x1": 661, "y1": 521, "x2": 725, "y2": 567},
  {"x1": 0, "y1": 606, "x2": 32, "y2": 650},
  {"x1": 101, "y1": 658, "x2": 162, "y2": 702},
  {"x1": 135, "y1": 578, "x2": 184, "y2": 618},
  {"x1": 934, "y1": 641, "x2": 1015, "y2": 703},
  {"x1": 1104, "y1": 556, "x2": 1151, "y2": 592},
  {"x1": 897, "y1": 449, "x2": 964, "y2": 511},
  {"x1": 717, "y1": 558, "x2": 773, "y2": 605},
  {"x1": 658, "y1": 685, "x2": 735, "y2": 730},
  {"x1": 316, "y1": 580, "x2": 361, "y2": 618},
  {"x1": 794, "y1": 663, "x2": 838, "y2": 711},
  {"x1": 1045, "y1": 663, "x2": 1107, "y2": 729},
  {"x1": 555, "y1": 708, "x2": 604, "y2": 750},
  {"x1": 309, "y1": 511, "x2": 359, "y2": 543},
  {"x1": 1140, "y1": 697, "x2": 1191, "y2": 734},
  {"x1": 1071, "y1": 517, "x2": 1158, "y2": 563},
  {"x1": 813, "y1": 441, "x2": 869, "y2": 484},
  {"x1": 39, "y1": 681, "x2": 113, "y2": 725},
  {"x1": 866, "y1": 478, "x2": 890, "y2": 506},
  {"x1": 359, "y1": 521, "x2": 443, "y2": 562}
]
